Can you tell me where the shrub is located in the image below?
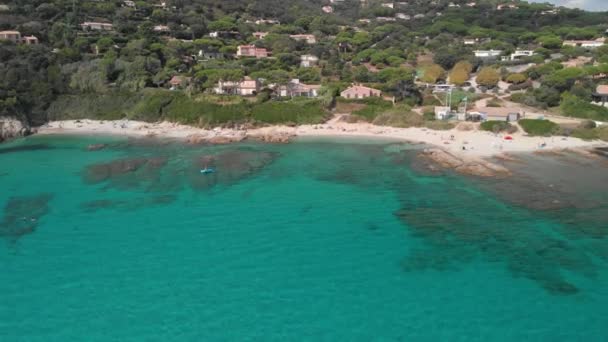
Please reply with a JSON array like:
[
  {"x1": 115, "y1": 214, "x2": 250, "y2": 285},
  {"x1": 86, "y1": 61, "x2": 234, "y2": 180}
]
[
  {"x1": 519, "y1": 119, "x2": 560, "y2": 136},
  {"x1": 477, "y1": 67, "x2": 500, "y2": 88},
  {"x1": 506, "y1": 73, "x2": 527, "y2": 84},
  {"x1": 578, "y1": 120, "x2": 597, "y2": 129},
  {"x1": 486, "y1": 98, "x2": 503, "y2": 107},
  {"x1": 480, "y1": 120, "x2": 516, "y2": 133},
  {"x1": 508, "y1": 80, "x2": 532, "y2": 91}
]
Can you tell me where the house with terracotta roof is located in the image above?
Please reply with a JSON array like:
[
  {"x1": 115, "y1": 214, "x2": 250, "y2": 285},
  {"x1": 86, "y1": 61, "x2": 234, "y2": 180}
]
[
  {"x1": 0, "y1": 30, "x2": 21, "y2": 43},
  {"x1": 214, "y1": 77, "x2": 260, "y2": 96},
  {"x1": 0, "y1": 31, "x2": 39, "y2": 45},
  {"x1": 340, "y1": 85, "x2": 382, "y2": 99},
  {"x1": 236, "y1": 45, "x2": 268, "y2": 58},
  {"x1": 169, "y1": 76, "x2": 192, "y2": 89},
  {"x1": 592, "y1": 85, "x2": 608, "y2": 105},
  {"x1": 22, "y1": 36, "x2": 39, "y2": 45}
]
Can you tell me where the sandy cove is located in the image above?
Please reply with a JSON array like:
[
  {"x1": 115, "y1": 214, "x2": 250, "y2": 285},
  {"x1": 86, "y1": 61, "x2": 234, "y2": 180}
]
[{"x1": 37, "y1": 119, "x2": 607, "y2": 177}]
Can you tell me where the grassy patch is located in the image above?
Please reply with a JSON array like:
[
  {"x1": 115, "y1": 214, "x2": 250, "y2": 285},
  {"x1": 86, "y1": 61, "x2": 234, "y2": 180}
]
[
  {"x1": 519, "y1": 119, "x2": 559, "y2": 136},
  {"x1": 251, "y1": 100, "x2": 328, "y2": 125},
  {"x1": 372, "y1": 106, "x2": 423, "y2": 128},
  {"x1": 424, "y1": 120, "x2": 455, "y2": 130},
  {"x1": 338, "y1": 97, "x2": 393, "y2": 121},
  {"x1": 480, "y1": 120, "x2": 517, "y2": 133}
]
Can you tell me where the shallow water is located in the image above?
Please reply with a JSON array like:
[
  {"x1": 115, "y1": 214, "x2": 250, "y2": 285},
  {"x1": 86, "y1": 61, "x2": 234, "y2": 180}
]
[{"x1": 1, "y1": 135, "x2": 607, "y2": 340}]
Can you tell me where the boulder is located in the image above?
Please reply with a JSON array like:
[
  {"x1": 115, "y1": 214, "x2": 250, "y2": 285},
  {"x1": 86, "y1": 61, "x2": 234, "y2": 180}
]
[{"x1": 0, "y1": 117, "x2": 30, "y2": 142}]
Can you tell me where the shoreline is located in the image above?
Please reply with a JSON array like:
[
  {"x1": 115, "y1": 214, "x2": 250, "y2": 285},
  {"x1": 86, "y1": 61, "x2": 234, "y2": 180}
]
[{"x1": 35, "y1": 119, "x2": 607, "y2": 158}]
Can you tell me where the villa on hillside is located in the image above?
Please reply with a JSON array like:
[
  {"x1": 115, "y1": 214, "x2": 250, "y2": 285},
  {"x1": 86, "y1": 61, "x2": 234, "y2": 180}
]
[
  {"x1": 341, "y1": 85, "x2": 382, "y2": 99},
  {"x1": 214, "y1": 77, "x2": 260, "y2": 96},
  {"x1": 563, "y1": 38, "x2": 606, "y2": 49},
  {"x1": 252, "y1": 32, "x2": 268, "y2": 40},
  {"x1": 502, "y1": 50, "x2": 536, "y2": 61},
  {"x1": 474, "y1": 50, "x2": 503, "y2": 58},
  {"x1": 592, "y1": 85, "x2": 608, "y2": 105},
  {"x1": 0, "y1": 30, "x2": 21, "y2": 43},
  {"x1": 153, "y1": 25, "x2": 170, "y2": 33},
  {"x1": 276, "y1": 79, "x2": 321, "y2": 98},
  {"x1": 300, "y1": 55, "x2": 319, "y2": 68},
  {"x1": 81, "y1": 22, "x2": 114, "y2": 31},
  {"x1": 169, "y1": 76, "x2": 191, "y2": 90},
  {"x1": 290, "y1": 34, "x2": 316, "y2": 44},
  {"x1": 237, "y1": 45, "x2": 268, "y2": 58},
  {"x1": 0, "y1": 31, "x2": 39, "y2": 45}
]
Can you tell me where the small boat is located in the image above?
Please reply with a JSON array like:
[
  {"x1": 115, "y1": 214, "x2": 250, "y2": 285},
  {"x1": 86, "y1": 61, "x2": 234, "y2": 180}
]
[{"x1": 200, "y1": 167, "x2": 216, "y2": 174}]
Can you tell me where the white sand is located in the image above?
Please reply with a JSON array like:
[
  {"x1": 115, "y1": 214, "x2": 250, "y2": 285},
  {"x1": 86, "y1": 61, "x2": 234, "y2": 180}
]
[{"x1": 37, "y1": 119, "x2": 606, "y2": 158}]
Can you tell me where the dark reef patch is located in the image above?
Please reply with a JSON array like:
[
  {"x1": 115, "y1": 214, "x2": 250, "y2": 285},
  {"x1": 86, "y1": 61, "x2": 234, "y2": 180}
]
[
  {"x1": 0, "y1": 144, "x2": 53, "y2": 155},
  {"x1": 394, "y1": 204, "x2": 597, "y2": 295},
  {"x1": 187, "y1": 149, "x2": 278, "y2": 190},
  {"x1": 81, "y1": 194, "x2": 176, "y2": 212},
  {"x1": 83, "y1": 156, "x2": 171, "y2": 191},
  {"x1": 0, "y1": 194, "x2": 53, "y2": 243}
]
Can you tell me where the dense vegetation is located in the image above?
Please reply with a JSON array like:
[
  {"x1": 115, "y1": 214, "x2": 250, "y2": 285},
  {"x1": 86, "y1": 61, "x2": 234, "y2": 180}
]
[
  {"x1": 519, "y1": 119, "x2": 560, "y2": 136},
  {"x1": 2, "y1": 0, "x2": 608, "y2": 128}
]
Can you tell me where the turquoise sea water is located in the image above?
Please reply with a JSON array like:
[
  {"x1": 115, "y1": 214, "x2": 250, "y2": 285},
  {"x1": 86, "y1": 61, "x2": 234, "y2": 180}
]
[{"x1": 1, "y1": 135, "x2": 607, "y2": 341}]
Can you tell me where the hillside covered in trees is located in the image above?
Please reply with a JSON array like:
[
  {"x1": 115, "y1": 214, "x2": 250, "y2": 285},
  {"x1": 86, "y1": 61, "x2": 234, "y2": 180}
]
[{"x1": 2, "y1": 0, "x2": 608, "y2": 129}]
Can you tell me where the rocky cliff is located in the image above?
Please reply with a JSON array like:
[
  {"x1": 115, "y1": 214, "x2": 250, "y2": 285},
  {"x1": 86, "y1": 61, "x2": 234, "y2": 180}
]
[{"x1": 0, "y1": 117, "x2": 31, "y2": 142}]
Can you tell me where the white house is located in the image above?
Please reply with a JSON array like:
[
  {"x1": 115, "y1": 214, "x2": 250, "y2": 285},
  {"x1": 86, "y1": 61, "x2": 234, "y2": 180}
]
[
  {"x1": 563, "y1": 38, "x2": 606, "y2": 49},
  {"x1": 214, "y1": 77, "x2": 260, "y2": 96},
  {"x1": 300, "y1": 55, "x2": 319, "y2": 68},
  {"x1": 474, "y1": 50, "x2": 503, "y2": 58},
  {"x1": 276, "y1": 79, "x2": 321, "y2": 98},
  {"x1": 502, "y1": 50, "x2": 536, "y2": 61}
]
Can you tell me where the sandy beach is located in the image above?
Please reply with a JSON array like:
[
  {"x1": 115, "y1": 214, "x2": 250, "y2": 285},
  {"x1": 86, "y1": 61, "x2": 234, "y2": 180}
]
[{"x1": 36, "y1": 119, "x2": 607, "y2": 158}]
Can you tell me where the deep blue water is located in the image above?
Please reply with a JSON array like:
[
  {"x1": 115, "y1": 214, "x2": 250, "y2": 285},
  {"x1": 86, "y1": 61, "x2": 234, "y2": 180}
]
[{"x1": 1, "y1": 135, "x2": 607, "y2": 341}]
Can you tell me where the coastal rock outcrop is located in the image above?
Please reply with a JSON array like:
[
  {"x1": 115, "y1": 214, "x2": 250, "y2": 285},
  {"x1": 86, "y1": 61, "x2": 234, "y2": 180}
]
[
  {"x1": 185, "y1": 133, "x2": 246, "y2": 145},
  {"x1": 0, "y1": 117, "x2": 30, "y2": 142},
  {"x1": 420, "y1": 148, "x2": 511, "y2": 178},
  {"x1": 249, "y1": 131, "x2": 294, "y2": 144}
]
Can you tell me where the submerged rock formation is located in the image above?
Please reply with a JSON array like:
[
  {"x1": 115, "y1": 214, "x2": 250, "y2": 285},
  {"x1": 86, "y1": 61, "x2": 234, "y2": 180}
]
[
  {"x1": 0, "y1": 194, "x2": 53, "y2": 243},
  {"x1": 0, "y1": 117, "x2": 31, "y2": 142},
  {"x1": 420, "y1": 148, "x2": 511, "y2": 178}
]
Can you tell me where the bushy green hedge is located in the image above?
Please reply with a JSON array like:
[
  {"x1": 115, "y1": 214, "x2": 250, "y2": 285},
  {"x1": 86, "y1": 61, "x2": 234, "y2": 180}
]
[
  {"x1": 163, "y1": 95, "x2": 250, "y2": 126},
  {"x1": 251, "y1": 100, "x2": 327, "y2": 124},
  {"x1": 47, "y1": 92, "x2": 142, "y2": 121},
  {"x1": 47, "y1": 90, "x2": 328, "y2": 127},
  {"x1": 519, "y1": 119, "x2": 559, "y2": 136}
]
